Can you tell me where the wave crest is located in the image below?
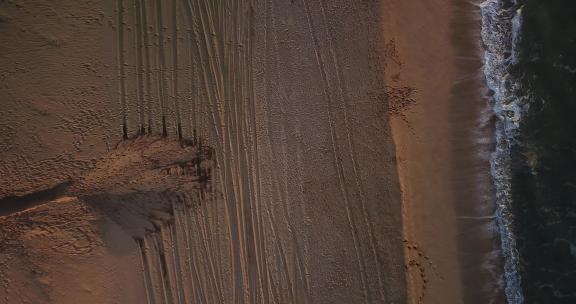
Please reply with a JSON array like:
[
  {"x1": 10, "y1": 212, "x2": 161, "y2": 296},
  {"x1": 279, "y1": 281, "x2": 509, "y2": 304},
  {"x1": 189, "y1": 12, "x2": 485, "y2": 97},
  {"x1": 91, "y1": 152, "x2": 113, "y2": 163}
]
[{"x1": 480, "y1": 0, "x2": 529, "y2": 303}]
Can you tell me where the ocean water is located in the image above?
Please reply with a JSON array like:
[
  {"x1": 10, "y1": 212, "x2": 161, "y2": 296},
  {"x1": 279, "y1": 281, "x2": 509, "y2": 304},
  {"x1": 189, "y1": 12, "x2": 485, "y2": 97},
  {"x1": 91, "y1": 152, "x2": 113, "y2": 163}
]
[{"x1": 481, "y1": 0, "x2": 576, "y2": 303}]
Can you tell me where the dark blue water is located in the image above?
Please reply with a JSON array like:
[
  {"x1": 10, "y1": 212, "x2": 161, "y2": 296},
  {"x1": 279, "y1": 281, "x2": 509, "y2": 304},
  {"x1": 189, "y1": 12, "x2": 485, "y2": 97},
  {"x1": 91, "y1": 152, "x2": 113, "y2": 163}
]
[{"x1": 482, "y1": 0, "x2": 576, "y2": 303}]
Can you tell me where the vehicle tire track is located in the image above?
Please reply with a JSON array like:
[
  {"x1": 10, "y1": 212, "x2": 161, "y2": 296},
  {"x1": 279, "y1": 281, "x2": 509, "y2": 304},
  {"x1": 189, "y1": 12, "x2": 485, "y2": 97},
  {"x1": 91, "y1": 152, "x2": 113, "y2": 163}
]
[
  {"x1": 317, "y1": 1, "x2": 388, "y2": 302},
  {"x1": 141, "y1": 0, "x2": 154, "y2": 133},
  {"x1": 301, "y1": 0, "x2": 370, "y2": 302},
  {"x1": 116, "y1": 0, "x2": 128, "y2": 139},
  {"x1": 171, "y1": 0, "x2": 182, "y2": 140},
  {"x1": 154, "y1": 0, "x2": 168, "y2": 136}
]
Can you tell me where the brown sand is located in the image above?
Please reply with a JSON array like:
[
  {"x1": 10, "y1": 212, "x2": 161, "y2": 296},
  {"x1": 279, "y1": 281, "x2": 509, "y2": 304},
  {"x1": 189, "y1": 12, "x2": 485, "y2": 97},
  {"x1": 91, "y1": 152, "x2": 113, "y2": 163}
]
[
  {"x1": 1, "y1": 1, "x2": 409, "y2": 303},
  {"x1": 0, "y1": 0, "x2": 499, "y2": 302},
  {"x1": 0, "y1": 136, "x2": 211, "y2": 303},
  {"x1": 383, "y1": 0, "x2": 499, "y2": 303},
  {"x1": 382, "y1": 0, "x2": 464, "y2": 298}
]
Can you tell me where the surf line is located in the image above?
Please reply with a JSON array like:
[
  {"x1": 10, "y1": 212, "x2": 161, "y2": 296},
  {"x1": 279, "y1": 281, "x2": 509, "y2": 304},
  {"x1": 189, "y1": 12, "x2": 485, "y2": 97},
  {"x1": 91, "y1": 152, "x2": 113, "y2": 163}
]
[{"x1": 480, "y1": 0, "x2": 526, "y2": 303}]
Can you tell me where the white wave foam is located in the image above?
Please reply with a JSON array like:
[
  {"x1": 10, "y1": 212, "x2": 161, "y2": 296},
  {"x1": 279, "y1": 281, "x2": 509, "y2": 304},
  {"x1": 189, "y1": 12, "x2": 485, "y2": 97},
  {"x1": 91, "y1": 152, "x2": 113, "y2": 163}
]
[{"x1": 480, "y1": 0, "x2": 527, "y2": 303}]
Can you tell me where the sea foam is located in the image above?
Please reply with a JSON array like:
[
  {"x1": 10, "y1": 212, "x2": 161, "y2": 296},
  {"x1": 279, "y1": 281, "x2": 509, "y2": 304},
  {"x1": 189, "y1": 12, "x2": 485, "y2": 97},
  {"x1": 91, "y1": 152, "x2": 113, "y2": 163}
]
[{"x1": 480, "y1": 0, "x2": 528, "y2": 303}]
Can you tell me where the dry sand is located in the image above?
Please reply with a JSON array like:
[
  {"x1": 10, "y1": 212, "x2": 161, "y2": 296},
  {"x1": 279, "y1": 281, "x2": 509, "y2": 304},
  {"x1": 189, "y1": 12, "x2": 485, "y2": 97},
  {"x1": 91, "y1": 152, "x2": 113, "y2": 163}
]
[{"x1": 1, "y1": 0, "x2": 411, "y2": 304}]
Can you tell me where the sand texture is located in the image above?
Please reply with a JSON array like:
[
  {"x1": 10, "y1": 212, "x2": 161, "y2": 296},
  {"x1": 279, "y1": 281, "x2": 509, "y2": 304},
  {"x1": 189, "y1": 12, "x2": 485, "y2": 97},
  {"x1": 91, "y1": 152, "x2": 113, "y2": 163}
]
[
  {"x1": 0, "y1": 0, "x2": 407, "y2": 303},
  {"x1": 383, "y1": 0, "x2": 499, "y2": 303}
]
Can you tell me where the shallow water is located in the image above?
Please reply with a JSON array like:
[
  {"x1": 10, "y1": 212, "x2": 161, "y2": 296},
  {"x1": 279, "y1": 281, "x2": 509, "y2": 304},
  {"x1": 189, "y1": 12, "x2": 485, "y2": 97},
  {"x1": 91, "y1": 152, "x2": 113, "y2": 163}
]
[{"x1": 481, "y1": 0, "x2": 576, "y2": 303}]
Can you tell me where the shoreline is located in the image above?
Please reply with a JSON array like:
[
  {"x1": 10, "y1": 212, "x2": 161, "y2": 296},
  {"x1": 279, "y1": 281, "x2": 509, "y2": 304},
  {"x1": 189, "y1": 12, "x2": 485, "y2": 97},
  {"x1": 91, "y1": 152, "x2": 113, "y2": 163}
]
[
  {"x1": 480, "y1": 0, "x2": 526, "y2": 302},
  {"x1": 382, "y1": 0, "x2": 502, "y2": 303}
]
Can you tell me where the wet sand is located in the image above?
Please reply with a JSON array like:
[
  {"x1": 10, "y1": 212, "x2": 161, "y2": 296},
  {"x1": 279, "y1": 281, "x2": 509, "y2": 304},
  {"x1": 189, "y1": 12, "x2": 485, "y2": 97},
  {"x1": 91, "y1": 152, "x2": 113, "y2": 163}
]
[{"x1": 383, "y1": 0, "x2": 502, "y2": 303}]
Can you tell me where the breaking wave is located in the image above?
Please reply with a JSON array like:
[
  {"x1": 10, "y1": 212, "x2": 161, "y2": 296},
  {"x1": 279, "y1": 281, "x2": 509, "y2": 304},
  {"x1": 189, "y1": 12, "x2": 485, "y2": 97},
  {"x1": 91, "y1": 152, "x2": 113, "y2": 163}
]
[{"x1": 480, "y1": 0, "x2": 529, "y2": 303}]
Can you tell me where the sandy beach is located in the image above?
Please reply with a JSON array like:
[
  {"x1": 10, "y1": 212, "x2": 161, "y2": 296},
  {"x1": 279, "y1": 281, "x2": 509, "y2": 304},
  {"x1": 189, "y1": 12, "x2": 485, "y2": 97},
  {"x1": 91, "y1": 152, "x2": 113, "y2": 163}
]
[
  {"x1": 382, "y1": 0, "x2": 464, "y2": 301},
  {"x1": 0, "y1": 0, "x2": 501, "y2": 303},
  {"x1": 1, "y1": 0, "x2": 407, "y2": 303},
  {"x1": 383, "y1": 0, "x2": 500, "y2": 303}
]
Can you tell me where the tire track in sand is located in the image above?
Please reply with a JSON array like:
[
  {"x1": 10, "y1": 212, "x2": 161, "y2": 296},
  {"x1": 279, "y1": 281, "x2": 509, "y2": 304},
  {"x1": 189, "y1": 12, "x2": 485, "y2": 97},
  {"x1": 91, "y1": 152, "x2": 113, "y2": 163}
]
[
  {"x1": 317, "y1": 1, "x2": 388, "y2": 302},
  {"x1": 134, "y1": 0, "x2": 146, "y2": 134},
  {"x1": 263, "y1": 8, "x2": 312, "y2": 301},
  {"x1": 141, "y1": 0, "x2": 154, "y2": 133},
  {"x1": 154, "y1": 0, "x2": 168, "y2": 136},
  {"x1": 301, "y1": 0, "x2": 370, "y2": 302},
  {"x1": 170, "y1": 0, "x2": 182, "y2": 139},
  {"x1": 116, "y1": 0, "x2": 128, "y2": 138}
]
